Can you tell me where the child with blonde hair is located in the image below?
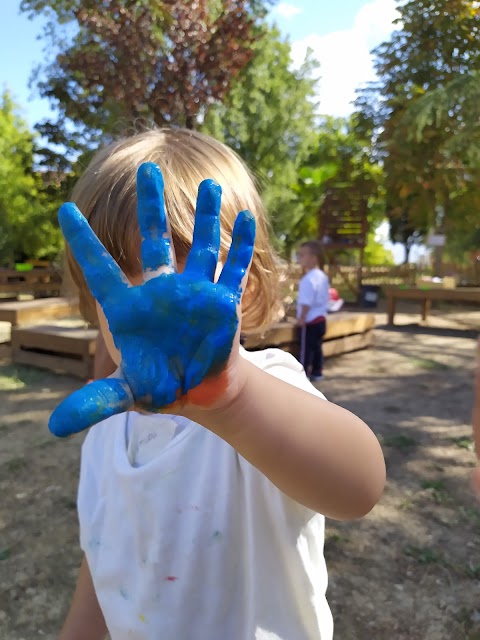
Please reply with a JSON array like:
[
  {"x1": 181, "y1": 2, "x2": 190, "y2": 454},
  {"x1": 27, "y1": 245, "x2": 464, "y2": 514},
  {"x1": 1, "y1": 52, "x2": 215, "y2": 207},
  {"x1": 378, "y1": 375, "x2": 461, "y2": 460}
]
[{"x1": 52, "y1": 128, "x2": 385, "y2": 640}]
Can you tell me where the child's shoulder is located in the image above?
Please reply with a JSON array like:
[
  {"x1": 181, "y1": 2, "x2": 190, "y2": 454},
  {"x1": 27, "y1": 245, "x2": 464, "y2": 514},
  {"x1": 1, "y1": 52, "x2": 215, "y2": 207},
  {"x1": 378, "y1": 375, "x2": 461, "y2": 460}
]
[
  {"x1": 241, "y1": 348, "x2": 326, "y2": 400},
  {"x1": 242, "y1": 346, "x2": 302, "y2": 370}
]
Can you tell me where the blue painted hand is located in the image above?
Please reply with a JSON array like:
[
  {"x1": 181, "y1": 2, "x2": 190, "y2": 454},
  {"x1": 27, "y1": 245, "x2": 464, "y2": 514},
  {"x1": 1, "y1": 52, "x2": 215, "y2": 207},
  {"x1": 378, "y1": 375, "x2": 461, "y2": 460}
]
[{"x1": 49, "y1": 162, "x2": 256, "y2": 437}]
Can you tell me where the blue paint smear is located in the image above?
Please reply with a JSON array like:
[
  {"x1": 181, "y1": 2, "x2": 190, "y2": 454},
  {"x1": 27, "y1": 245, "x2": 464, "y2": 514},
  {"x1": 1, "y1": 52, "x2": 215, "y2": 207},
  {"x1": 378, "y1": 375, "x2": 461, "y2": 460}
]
[
  {"x1": 49, "y1": 378, "x2": 133, "y2": 437},
  {"x1": 50, "y1": 163, "x2": 256, "y2": 436},
  {"x1": 137, "y1": 162, "x2": 173, "y2": 272}
]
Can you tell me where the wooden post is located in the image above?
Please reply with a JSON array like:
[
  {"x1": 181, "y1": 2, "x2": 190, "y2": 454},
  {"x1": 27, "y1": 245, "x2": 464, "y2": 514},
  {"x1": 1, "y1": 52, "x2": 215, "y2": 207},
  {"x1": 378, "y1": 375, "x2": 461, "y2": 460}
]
[
  {"x1": 387, "y1": 293, "x2": 396, "y2": 325},
  {"x1": 421, "y1": 298, "x2": 432, "y2": 322}
]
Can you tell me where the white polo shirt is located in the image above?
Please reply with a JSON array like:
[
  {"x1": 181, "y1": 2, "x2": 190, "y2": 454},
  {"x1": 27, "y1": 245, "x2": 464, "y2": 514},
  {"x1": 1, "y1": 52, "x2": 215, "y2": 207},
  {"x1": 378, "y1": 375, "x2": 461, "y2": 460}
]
[{"x1": 297, "y1": 268, "x2": 330, "y2": 323}]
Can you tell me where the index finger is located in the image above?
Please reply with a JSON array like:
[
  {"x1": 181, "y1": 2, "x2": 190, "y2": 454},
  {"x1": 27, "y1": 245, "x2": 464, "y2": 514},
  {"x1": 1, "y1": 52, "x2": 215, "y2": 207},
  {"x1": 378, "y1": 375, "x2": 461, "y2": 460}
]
[{"x1": 59, "y1": 202, "x2": 129, "y2": 306}]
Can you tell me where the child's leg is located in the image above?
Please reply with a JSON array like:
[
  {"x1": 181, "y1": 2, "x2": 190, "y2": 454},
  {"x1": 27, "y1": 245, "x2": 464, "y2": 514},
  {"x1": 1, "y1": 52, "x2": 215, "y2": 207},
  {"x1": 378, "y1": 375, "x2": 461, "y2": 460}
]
[
  {"x1": 309, "y1": 320, "x2": 326, "y2": 377},
  {"x1": 299, "y1": 325, "x2": 309, "y2": 373}
]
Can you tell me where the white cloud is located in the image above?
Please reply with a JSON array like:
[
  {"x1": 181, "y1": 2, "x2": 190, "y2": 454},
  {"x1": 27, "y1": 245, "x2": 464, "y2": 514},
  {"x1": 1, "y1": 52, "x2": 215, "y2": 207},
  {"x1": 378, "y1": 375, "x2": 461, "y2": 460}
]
[
  {"x1": 290, "y1": 0, "x2": 400, "y2": 117},
  {"x1": 275, "y1": 2, "x2": 303, "y2": 19}
]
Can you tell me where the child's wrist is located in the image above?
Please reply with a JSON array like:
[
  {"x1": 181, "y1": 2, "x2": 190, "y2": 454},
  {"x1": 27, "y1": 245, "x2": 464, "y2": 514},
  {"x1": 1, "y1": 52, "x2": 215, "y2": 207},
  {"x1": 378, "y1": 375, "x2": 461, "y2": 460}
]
[{"x1": 181, "y1": 357, "x2": 253, "y2": 432}]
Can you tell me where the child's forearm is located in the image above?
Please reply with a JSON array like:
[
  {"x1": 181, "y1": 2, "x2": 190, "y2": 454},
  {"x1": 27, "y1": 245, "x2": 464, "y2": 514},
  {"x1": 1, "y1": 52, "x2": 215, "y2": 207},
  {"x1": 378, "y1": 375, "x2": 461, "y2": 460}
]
[
  {"x1": 298, "y1": 304, "x2": 310, "y2": 321},
  {"x1": 189, "y1": 359, "x2": 385, "y2": 520},
  {"x1": 59, "y1": 556, "x2": 108, "y2": 640}
]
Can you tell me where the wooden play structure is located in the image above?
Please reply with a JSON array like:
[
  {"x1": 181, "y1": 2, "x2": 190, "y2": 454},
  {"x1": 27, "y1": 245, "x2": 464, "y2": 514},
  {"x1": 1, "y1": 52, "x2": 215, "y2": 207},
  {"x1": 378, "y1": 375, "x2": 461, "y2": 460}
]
[
  {"x1": 12, "y1": 324, "x2": 98, "y2": 379},
  {"x1": 384, "y1": 286, "x2": 480, "y2": 325},
  {"x1": 318, "y1": 187, "x2": 369, "y2": 302},
  {"x1": 11, "y1": 312, "x2": 375, "y2": 379},
  {"x1": 243, "y1": 312, "x2": 375, "y2": 358},
  {"x1": 0, "y1": 267, "x2": 62, "y2": 298},
  {"x1": 0, "y1": 298, "x2": 79, "y2": 327}
]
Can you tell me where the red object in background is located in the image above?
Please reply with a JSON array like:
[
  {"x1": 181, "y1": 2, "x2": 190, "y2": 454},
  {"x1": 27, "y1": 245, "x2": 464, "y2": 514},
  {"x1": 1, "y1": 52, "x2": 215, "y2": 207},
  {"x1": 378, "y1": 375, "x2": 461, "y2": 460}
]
[
  {"x1": 329, "y1": 288, "x2": 340, "y2": 301},
  {"x1": 328, "y1": 288, "x2": 344, "y2": 313}
]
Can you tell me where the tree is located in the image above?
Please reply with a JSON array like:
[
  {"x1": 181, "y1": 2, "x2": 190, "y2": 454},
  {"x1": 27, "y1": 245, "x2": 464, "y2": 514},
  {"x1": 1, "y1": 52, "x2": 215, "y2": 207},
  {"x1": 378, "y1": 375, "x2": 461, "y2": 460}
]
[
  {"x1": 201, "y1": 26, "x2": 318, "y2": 254},
  {"x1": 363, "y1": 231, "x2": 395, "y2": 266},
  {"x1": 0, "y1": 92, "x2": 62, "y2": 264},
  {"x1": 291, "y1": 116, "x2": 384, "y2": 258},
  {"x1": 357, "y1": 0, "x2": 480, "y2": 264},
  {"x1": 21, "y1": 0, "x2": 273, "y2": 138},
  {"x1": 403, "y1": 72, "x2": 480, "y2": 163}
]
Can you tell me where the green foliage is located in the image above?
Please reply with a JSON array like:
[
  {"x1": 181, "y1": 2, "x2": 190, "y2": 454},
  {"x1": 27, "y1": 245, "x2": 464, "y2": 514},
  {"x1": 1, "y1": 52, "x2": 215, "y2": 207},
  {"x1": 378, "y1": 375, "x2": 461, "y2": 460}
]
[
  {"x1": 0, "y1": 92, "x2": 63, "y2": 264},
  {"x1": 363, "y1": 231, "x2": 395, "y2": 266},
  {"x1": 290, "y1": 115, "x2": 385, "y2": 256},
  {"x1": 21, "y1": 1, "x2": 280, "y2": 210},
  {"x1": 202, "y1": 27, "x2": 318, "y2": 254},
  {"x1": 358, "y1": 0, "x2": 480, "y2": 262},
  {"x1": 402, "y1": 71, "x2": 480, "y2": 258},
  {"x1": 21, "y1": 0, "x2": 271, "y2": 140}
]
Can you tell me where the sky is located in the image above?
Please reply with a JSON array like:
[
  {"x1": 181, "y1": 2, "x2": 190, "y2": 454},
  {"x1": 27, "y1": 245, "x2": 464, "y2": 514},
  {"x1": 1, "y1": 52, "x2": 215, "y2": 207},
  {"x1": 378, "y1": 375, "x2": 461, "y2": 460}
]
[
  {"x1": 1, "y1": 0, "x2": 410, "y2": 262},
  {"x1": 2, "y1": 0, "x2": 400, "y2": 125}
]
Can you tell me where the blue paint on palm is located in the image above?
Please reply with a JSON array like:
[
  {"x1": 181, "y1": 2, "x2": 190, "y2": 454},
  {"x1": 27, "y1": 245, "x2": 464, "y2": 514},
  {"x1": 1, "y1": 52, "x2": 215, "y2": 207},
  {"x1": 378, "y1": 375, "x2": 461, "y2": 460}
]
[{"x1": 49, "y1": 162, "x2": 256, "y2": 437}]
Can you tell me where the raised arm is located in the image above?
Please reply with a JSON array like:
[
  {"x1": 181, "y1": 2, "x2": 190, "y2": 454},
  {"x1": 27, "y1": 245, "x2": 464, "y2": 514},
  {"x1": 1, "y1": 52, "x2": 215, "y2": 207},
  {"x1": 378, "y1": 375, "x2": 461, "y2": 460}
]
[
  {"x1": 186, "y1": 358, "x2": 386, "y2": 520},
  {"x1": 50, "y1": 163, "x2": 385, "y2": 520}
]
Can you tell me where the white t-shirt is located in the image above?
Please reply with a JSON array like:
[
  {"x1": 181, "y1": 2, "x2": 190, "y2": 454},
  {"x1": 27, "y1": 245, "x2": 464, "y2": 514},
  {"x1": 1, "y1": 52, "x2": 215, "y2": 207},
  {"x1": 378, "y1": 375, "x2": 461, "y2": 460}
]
[
  {"x1": 297, "y1": 269, "x2": 330, "y2": 323},
  {"x1": 78, "y1": 348, "x2": 333, "y2": 640}
]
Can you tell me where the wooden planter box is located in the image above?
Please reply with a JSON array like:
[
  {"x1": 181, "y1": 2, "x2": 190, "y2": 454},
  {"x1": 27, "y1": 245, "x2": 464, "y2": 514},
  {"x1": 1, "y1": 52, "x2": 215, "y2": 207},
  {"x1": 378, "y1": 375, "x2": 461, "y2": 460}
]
[
  {"x1": 12, "y1": 324, "x2": 98, "y2": 379},
  {"x1": 243, "y1": 312, "x2": 375, "y2": 357},
  {"x1": 0, "y1": 297, "x2": 79, "y2": 327}
]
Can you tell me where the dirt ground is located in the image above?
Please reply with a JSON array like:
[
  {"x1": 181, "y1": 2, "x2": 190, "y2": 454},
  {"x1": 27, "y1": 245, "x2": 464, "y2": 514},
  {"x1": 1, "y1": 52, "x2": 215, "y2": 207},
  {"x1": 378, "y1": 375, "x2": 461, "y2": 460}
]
[{"x1": 0, "y1": 304, "x2": 479, "y2": 640}]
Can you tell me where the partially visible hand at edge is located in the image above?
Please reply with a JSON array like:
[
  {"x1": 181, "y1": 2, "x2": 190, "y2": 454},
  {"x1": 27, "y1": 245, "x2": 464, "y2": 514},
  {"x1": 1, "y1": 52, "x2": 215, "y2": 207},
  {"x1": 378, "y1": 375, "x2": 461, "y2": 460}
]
[{"x1": 472, "y1": 338, "x2": 480, "y2": 498}]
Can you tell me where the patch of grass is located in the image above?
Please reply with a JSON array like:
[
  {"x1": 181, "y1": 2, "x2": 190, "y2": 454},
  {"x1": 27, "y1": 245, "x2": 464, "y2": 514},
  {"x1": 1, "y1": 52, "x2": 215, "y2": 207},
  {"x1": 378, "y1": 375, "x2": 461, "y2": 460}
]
[
  {"x1": 0, "y1": 548, "x2": 11, "y2": 561},
  {"x1": 459, "y1": 506, "x2": 480, "y2": 528},
  {"x1": 411, "y1": 358, "x2": 450, "y2": 371},
  {"x1": 383, "y1": 434, "x2": 417, "y2": 450},
  {"x1": 420, "y1": 479, "x2": 449, "y2": 503},
  {"x1": 4, "y1": 457, "x2": 27, "y2": 473},
  {"x1": 0, "y1": 424, "x2": 9, "y2": 434},
  {"x1": 0, "y1": 374, "x2": 26, "y2": 391},
  {"x1": 0, "y1": 364, "x2": 56, "y2": 389},
  {"x1": 404, "y1": 545, "x2": 445, "y2": 565},
  {"x1": 465, "y1": 564, "x2": 480, "y2": 580},
  {"x1": 449, "y1": 436, "x2": 474, "y2": 452},
  {"x1": 421, "y1": 479, "x2": 446, "y2": 492}
]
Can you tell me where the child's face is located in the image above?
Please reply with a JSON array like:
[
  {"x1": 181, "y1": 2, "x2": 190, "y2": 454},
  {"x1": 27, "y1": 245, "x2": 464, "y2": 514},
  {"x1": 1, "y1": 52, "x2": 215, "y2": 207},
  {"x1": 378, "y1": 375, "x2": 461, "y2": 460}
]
[{"x1": 296, "y1": 247, "x2": 317, "y2": 270}]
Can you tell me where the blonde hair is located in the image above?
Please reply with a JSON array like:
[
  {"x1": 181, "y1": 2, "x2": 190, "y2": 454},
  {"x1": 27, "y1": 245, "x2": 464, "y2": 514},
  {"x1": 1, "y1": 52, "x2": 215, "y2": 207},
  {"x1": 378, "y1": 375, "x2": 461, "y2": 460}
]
[{"x1": 66, "y1": 128, "x2": 279, "y2": 333}]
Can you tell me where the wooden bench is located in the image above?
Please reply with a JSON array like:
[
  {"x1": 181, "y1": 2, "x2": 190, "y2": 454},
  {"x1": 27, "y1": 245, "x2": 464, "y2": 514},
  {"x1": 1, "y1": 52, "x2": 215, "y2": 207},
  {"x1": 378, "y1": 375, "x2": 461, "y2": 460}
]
[
  {"x1": 0, "y1": 267, "x2": 62, "y2": 298},
  {"x1": 243, "y1": 312, "x2": 375, "y2": 357},
  {"x1": 12, "y1": 324, "x2": 98, "y2": 379},
  {"x1": 11, "y1": 313, "x2": 374, "y2": 379},
  {"x1": 0, "y1": 298, "x2": 79, "y2": 327},
  {"x1": 384, "y1": 286, "x2": 480, "y2": 325}
]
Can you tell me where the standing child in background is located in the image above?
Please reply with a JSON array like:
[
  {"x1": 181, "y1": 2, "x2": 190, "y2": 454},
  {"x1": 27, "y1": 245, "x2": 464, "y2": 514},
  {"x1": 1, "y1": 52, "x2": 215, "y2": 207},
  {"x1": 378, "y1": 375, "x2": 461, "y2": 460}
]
[
  {"x1": 51, "y1": 128, "x2": 385, "y2": 640},
  {"x1": 296, "y1": 241, "x2": 330, "y2": 382}
]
